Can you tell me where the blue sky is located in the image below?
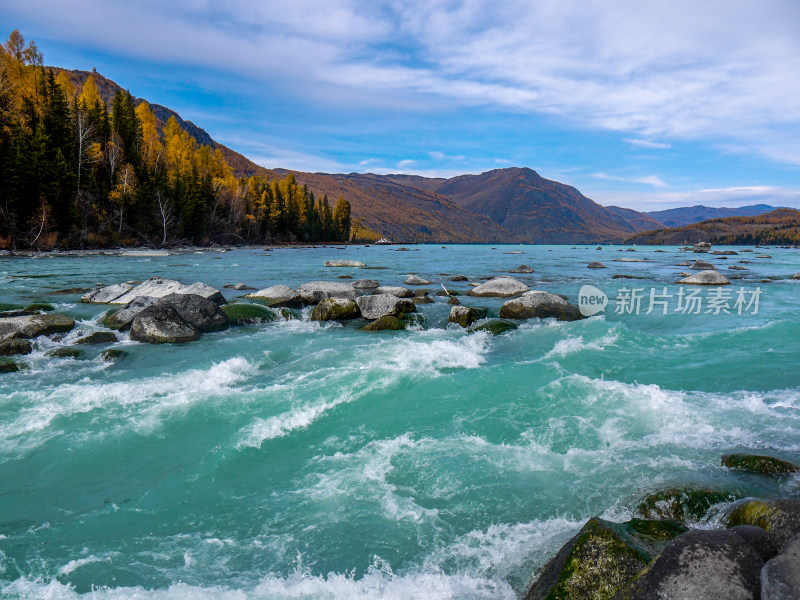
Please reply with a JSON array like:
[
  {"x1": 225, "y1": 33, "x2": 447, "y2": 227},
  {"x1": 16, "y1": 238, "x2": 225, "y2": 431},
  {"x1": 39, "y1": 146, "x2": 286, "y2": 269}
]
[{"x1": 4, "y1": 0, "x2": 800, "y2": 210}]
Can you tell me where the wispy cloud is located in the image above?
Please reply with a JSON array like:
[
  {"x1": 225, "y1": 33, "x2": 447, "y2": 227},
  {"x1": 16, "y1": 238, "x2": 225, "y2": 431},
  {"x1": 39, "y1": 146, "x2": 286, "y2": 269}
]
[
  {"x1": 593, "y1": 172, "x2": 669, "y2": 188},
  {"x1": 429, "y1": 151, "x2": 465, "y2": 161},
  {"x1": 624, "y1": 138, "x2": 672, "y2": 150},
  {"x1": 397, "y1": 159, "x2": 417, "y2": 169},
  {"x1": 592, "y1": 185, "x2": 800, "y2": 211}
]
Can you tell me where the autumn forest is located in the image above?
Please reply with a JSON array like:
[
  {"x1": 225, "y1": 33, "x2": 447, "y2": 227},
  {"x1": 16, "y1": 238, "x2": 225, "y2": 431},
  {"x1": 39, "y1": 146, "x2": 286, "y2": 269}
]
[{"x1": 0, "y1": 30, "x2": 353, "y2": 250}]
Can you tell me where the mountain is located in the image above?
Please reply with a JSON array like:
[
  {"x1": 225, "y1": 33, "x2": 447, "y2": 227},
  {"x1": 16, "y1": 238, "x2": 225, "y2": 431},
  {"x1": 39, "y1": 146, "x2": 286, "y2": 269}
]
[
  {"x1": 628, "y1": 208, "x2": 800, "y2": 245},
  {"x1": 384, "y1": 168, "x2": 638, "y2": 243},
  {"x1": 645, "y1": 204, "x2": 780, "y2": 228},
  {"x1": 605, "y1": 206, "x2": 664, "y2": 232},
  {"x1": 55, "y1": 70, "x2": 666, "y2": 243}
]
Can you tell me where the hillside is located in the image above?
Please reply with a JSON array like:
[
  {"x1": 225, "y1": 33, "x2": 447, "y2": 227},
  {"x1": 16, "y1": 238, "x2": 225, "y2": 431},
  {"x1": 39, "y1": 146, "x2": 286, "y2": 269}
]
[
  {"x1": 628, "y1": 209, "x2": 800, "y2": 245},
  {"x1": 605, "y1": 206, "x2": 664, "y2": 232},
  {"x1": 645, "y1": 204, "x2": 779, "y2": 228},
  {"x1": 386, "y1": 168, "x2": 639, "y2": 243}
]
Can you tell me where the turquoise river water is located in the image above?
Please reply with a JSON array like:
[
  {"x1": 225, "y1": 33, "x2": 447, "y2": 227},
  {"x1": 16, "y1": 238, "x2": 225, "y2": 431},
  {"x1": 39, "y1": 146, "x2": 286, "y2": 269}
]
[{"x1": 0, "y1": 244, "x2": 798, "y2": 599}]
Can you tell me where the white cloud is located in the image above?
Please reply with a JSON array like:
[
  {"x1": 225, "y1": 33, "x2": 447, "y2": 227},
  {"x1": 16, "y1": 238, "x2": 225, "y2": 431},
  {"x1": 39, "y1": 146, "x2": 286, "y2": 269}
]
[
  {"x1": 429, "y1": 151, "x2": 466, "y2": 161},
  {"x1": 624, "y1": 139, "x2": 672, "y2": 149},
  {"x1": 397, "y1": 159, "x2": 417, "y2": 168},
  {"x1": 593, "y1": 172, "x2": 669, "y2": 188},
  {"x1": 10, "y1": 0, "x2": 800, "y2": 165}
]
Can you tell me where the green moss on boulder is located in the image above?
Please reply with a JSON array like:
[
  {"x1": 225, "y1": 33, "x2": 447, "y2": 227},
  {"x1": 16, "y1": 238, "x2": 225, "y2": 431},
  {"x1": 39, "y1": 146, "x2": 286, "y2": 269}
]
[
  {"x1": 526, "y1": 517, "x2": 687, "y2": 600},
  {"x1": 361, "y1": 315, "x2": 405, "y2": 331},
  {"x1": 24, "y1": 302, "x2": 55, "y2": 312},
  {"x1": 469, "y1": 319, "x2": 518, "y2": 335},
  {"x1": 222, "y1": 303, "x2": 277, "y2": 325},
  {"x1": 727, "y1": 499, "x2": 800, "y2": 548},
  {"x1": 0, "y1": 338, "x2": 32, "y2": 356},
  {"x1": 101, "y1": 349, "x2": 127, "y2": 362},
  {"x1": 721, "y1": 453, "x2": 799, "y2": 474},
  {"x1": 48, "y1": 347, "x2": 84, "y2": 359},
  {"x1": 637, "y1": 488, "x2": 739, "y2": 524}
]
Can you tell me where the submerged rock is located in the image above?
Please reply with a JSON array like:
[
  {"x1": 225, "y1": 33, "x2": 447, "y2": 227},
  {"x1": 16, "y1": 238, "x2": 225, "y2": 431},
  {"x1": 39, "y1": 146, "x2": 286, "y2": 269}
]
[
  {"x1": 75, "y1": 331, "x2": 118, "y2": 345},
  {"x1": 678, "y1": 270, "x2": 730, "y2": 285},
  {"x1": 361, "y1": 315, "x2": 405, "y2": 331},
  {"x1": 404, "y1": 274, "x2": 432, "y2": 285},
  {"x1": 469, "y1": 319, "x2": 518, "y2": 335},
  {"x1": 727, "y1": 499, "x2": 800, "y2": 549},
  {"x1": 129, "y1": 304, "x2": 200, "y2": 344},
  {"x1": 721, "y1": 454, "x2": 799, "y2": 475},
  {"x1": 448, "y1": 306, "x2": 488, "y2": 328},
  {"x1": 356, "y1": 294, "x2": 415, "y2": 320},
  {"x1": 450, "y1": 275, "x2": 468, "y2": 281},
  {"x1": 158, "y1": 294, "x2": 229, "y2": 333},
  {"x1": 246, "y1": 284, "x2": 303, "y2": 308},
  {"x1": 101, "y1": 348, "x2": 127, "y2": 362},
  {"x1": 323, "y1": 259, "x2": 365, "y2": 267},
  {"x1": 24, "y1": 302, "x2": 54, "y2": 312},
  {"x1": 690, "y1": 259, "x2": 716, "y2": 270},
  {"x1": 467, "y1": 276, "x2": 529, "y2": 298},
  {"x1": 526, "y1": 517, "x2": 686, "y2": 600},
  {"x1": 48, "y1": 347, "x2": 83, "y2": 359},
  {"x1": 618, "y1": 529, "x2": 762, "y2": 600},
  {"x1": 311, "y1": 298, "x2": 361, "y2": 321},
  {"x1": 298, "y1": 281, "x2": 359, "y2": 304},
  {"x1": 0, "y1": 338, "x2": 32, "y2": 356},
  {"x1": 587, "y1": 262, "x2": 607, "y2": 269},
  {"x1": 509, "y1": 265, "x2": 534, "y2": 273},
  {"x1": 0, "y1": 360, "x2": 26, "y2": 373},
  {"x1": 637, "y1": 488, "x2": 739, "y2": 524},
  {"x1": 223, "y1": 282, "x2": 256, "y2": 290},
  {"x1": 221, "y1": 303, "x2": 277, "y2": 325},
  {"x1": 500, "y1": 291, "x2": 583, "y2": 321},
  {"x1": 0, "y1": 312, "x2": 75, "y2": 341}
]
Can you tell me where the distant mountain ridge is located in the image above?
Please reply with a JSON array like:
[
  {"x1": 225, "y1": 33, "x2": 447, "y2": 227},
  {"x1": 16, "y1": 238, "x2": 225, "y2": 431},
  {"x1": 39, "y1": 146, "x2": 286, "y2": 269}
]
[{"x1": 644, "y1": 204, "x2": 780, "y2": 228}]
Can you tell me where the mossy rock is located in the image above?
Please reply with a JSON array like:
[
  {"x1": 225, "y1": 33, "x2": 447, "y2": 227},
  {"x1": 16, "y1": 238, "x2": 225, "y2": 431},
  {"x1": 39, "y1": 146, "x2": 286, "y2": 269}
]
[
  {"x1": 278, "y1": 307, "x2": 301, "y2": 320},
  {"x1": 526, "y1": 517, "x2": 687, "y2": 600},
  {"x1": 0, "y1": 338, "x2": 32, "y2": 357},
  {"x1": 726, "y1": 499, "x2": 800, "y2": 547},
  {"x1": 637, "y1": 488, "x2": 740, "y2": 524},
  {"x1": 0, "y1": 303, "x2": 23, "y2": 312},
  {"x1": 75, "y1": 331, "x2": 118, "y2": 345},
  {"x1": 222, "y1": 303, "x2": 277, "y2": 325},
  {"x1": 401, "y1": 313, "x2": 426, "y2": 328},
  {"x1": 721, "y1": 453, "x2": 799, "y2": 474},
  {"x1": 436, "y1": 289, "x2": 461, "y2": 296},
  {"x1": 24, "y1": 302, "x2": 55, "y2": 312},
  {"x1": 101, "y1": 349, "x2": 127, "y2": 362},
  {"x1": 361, "y1": 315, "x2": 405, "y2": 331},
  {"x1": 469, "y1": 319, "x2": 518, "y2": 335},
  {"x1": 101, "y1": 309, "x2": 122, "y2": 330},
  {"x1": 0, "y1": 359, "x2": 27, "y2": 373},
  {"x1": 48, "y1": 347, "x2": 84, "y2": 359}
]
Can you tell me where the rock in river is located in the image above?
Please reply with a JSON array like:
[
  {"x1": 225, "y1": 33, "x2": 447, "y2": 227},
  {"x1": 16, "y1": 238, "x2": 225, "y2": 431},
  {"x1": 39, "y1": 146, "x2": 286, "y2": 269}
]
[
  {"x1": 500, "y1": 291, "x2": 583, "y2": 321},
  {"x1": 246, "y1": 284, "x2": 303, "y2": 308},
  {"x1": 509, "y1": 265, "x2": 534, "y2": 273},
  {"x1": 102, "y1": 296, "x2": 157, "y2": 330},
  {"x1": 721, "y1": 454, "x2": 799, "y2": 475},
  {"x1": 727, "y1": 499, "x2": 800, "y2": 549},
  {"x1": 404, "y1": 274, "x2": 432, "y2": 285},
  {"x1": 311, "y1": 298, "x2": 361, "y2": 321},
  {"x1": 158, "y1": 294, "x2": 229, "y2": 333},
  {"x1": 352, "y1": 279, "x2": 380, "y2": 290},
  {"x1": 448, "y1": 306, "x2": 488, "y2": 328},
  {"x1": 361, "y1": 315, "x2": 405, "y2": 331},
  {"x1": 678, "y1": 270, "x2": 730, "y2": 285},
  {"x1": 356, "y1": 294, "x2": 416, "y2": 320},
  {"x1": 129, "y1": 304, "x2": 200, "y2": 344},
  {"x1": 373, "y1": 286, "x2": 414, "y2": 298},
  {"x1": 0, "y1": 312, "x2": 75, "y2": 341},
  {"x1": 324, "y1": 259, "x2": 365, "y2": 267},
  {"x1": 297, "y1": 281, "x2": 359, "y2": 304},
  {"x1": 467, "y1": 276, "x2": 529, "y2": 298},
  {"x1": 761, "y1": 533, "x2": 800, "y2": 600},
  {"x1": 690, "y1": 259, "x2": 716, "y2": 270}
]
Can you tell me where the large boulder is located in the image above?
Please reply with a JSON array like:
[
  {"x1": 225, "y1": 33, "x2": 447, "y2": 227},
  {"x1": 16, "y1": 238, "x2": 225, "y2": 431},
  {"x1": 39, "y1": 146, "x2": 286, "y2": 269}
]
[
  {"x1": 246, "y1": 284, "x2": 303, "y2": 308},
  {"x1": 448, "y1": 306, "x2": 488, "y2": 328},
  {"x1": 637, "y1": 488, "x2": 739, "y2": 524},
  {"x1": 690, "y1": 260, "x2": 716, "y2": 270},
  {"x1": 0, "y1": 338, "x2": 32, "y2": 356},
  {"x1": 102, "y1": 296, "x2": 157, "y2": 330},
  {"x1": 721, "y1": 454, "x2": 799, "y2": 475},
  {"x1": 157, "y1": 294, "x2": 229, "y2": 333},
  {"x1": 297, "y1": 281, "x2": 359, "y2": 304},
  {"x1": 678, "y1": 270, "x2": 730, "y2": 285},
  {"x1": 324, "y1": 259, "x2": 366, "y2": 267},
  {"x1": 373, "y1": 286, "x2": 414, "y2": 298},
  {"x1": 727, "y1": 499, "x2": 800, "y2": 549},
  {"x1": 500, "y1": 291, "x2": 583, "y2": 321},
  {"x1": 111, "y1": 278, "x2": 225, "y2": 305},
  {"x1": 525, "y1": 517, "x2": 686, "y2": 600},
  {"x1": 404, "y1": 274, "x2": 432, "y2": 285},
  {"x1": 0, "y1": 312, "x2": 75, "y2": 341},
  {"x1": 352, "y1": 279, "x2": 380, "y2": 290},
  {"x1": 617, "y1": 530, "x2": 762, "y2": 600},
  {"x1": 311, "y1": 298, "x2": 361, "y2": 321},
  {"x1": 129, "y1": 304, "x2": 200, "y2": 344},
  {"x1": 468, "y1": 276, "x2": 529, "y2": 297},
  {"x1": 356, "y1": 294, "x2": 415, "y2": 319},
  {"x1": 81, "y1": 283, "x2": 134, "y2": 303},
  {"x1": 761, "y1": 533, "x2": 800, "y2": 600}
]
